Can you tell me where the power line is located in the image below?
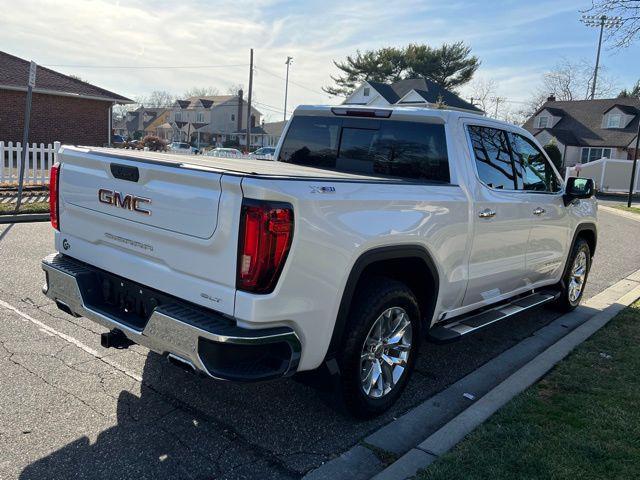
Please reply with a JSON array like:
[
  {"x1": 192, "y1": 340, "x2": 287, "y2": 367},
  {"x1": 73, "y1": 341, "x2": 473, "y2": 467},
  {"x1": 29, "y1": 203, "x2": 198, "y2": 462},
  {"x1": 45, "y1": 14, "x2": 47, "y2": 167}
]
[
  {"x1": 42, "y1": 63, "x2": 248, "y2": 69},
  {"x1": 254, "y1": 65, "x2": 335, "y2": 98},
  {"x1": 253, "y1": 100, "x2": 293, "y2": 115}
]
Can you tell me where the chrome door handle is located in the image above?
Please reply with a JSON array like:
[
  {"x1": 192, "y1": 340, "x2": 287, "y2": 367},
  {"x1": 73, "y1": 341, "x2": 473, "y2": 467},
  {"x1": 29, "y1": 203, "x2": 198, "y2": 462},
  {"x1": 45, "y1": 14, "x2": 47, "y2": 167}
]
[
  {"x1": 478, "y1": 208, "x2": 496, "y2": 218},
  {"x1": 533, "y1": 207, "x2": 546, "y2": 216}
]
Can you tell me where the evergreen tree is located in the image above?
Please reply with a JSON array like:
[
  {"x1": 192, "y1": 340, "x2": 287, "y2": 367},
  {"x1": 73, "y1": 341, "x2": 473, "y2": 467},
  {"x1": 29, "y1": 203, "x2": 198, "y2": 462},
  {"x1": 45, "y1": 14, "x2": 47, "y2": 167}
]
[{"x1": 324, "y1": 42, "x2": 480, "y2": 97}]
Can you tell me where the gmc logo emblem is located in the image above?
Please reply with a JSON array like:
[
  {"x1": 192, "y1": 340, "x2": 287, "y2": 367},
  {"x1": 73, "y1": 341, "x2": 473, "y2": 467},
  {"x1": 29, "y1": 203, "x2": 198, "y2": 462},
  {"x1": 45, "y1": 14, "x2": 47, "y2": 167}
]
[{"x1": 98, "y1": 188, "x2": 151, "y2": 216}]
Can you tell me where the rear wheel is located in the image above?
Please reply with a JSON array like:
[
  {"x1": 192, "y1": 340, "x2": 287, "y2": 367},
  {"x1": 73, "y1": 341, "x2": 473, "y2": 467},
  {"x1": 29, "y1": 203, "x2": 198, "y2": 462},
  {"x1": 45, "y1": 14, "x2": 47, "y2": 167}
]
[
  {"x1": 554, "y1": 238, "x2": 591, "y2": 312},
  {"x1": 338, "y1": 277, "x2": 421, "y2": 418}
]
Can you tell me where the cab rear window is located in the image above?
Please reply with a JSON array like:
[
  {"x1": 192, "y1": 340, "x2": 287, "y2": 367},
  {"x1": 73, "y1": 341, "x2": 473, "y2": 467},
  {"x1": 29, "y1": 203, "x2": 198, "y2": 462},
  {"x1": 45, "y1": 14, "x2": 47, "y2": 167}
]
[{"x1": 278, "y1": 115, "x2": 450, "y2": 183}]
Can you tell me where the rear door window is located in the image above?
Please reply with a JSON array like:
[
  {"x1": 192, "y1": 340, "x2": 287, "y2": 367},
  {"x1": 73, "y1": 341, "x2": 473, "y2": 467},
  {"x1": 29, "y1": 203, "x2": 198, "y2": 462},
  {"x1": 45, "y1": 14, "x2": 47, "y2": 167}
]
[
  {"x1": 278, "y1": 115, "x2": 450, "y2": 183},
  {"x1": 468, "y1": 125, "x2": 517, "y2": 190}
]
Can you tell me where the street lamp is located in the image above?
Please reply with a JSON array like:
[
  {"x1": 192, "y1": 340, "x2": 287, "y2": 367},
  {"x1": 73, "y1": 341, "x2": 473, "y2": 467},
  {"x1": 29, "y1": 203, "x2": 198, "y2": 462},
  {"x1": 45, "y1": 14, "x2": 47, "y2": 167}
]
[
  {"x1": 284, "y1": 56, "x2": 293, "y2": 122},
  {"x1": 580, "y1": 14, "x2": 623, "y2": 99}
]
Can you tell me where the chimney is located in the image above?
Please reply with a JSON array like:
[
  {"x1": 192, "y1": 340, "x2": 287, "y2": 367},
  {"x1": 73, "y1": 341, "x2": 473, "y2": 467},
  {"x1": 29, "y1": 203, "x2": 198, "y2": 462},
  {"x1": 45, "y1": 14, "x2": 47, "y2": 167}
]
[
  {"x1": 547, "y1": 94, "x2": 556, "y2": 102},
  {"x1": 237, "y1": 89, "x2": 243, "y2": 132}
]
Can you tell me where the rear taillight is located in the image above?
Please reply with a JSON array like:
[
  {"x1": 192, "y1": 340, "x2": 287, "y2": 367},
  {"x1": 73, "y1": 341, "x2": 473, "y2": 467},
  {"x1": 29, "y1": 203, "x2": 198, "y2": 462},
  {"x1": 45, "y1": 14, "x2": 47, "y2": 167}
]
[
  {"x1": 49, "y1": 162, "x2": 60, "y2": 230},
  {"x1": 237, "y1": 200, "x2": 294, "y2": 294}
]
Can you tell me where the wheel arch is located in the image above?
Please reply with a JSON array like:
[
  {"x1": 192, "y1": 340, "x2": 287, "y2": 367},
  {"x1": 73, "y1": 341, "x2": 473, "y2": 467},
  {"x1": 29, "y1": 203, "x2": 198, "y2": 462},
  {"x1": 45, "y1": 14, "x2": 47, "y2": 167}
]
[
  {"x1": 326, "y1": 245, "x2": 440, "y2": 359},
  {"x1": 574, "y1": 222, "x2": 597, "y2": 257}
]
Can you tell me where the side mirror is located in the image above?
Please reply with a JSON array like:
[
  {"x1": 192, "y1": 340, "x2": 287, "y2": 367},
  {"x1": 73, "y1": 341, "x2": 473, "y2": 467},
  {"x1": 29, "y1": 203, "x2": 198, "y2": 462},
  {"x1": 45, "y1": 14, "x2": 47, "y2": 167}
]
[{"x1": 563, "y1": 177, "x2": 594, "y2": 206}]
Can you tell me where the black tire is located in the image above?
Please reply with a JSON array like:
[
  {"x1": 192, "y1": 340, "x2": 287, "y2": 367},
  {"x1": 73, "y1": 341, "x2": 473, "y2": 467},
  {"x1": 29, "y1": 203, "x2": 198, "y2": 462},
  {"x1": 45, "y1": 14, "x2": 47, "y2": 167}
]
[
  {"x1": 337, "y1": 276, "x2": 421, "y2": 418},
  {"x1": 554, "y1": 238, "x2": 591, "y2": 312}
]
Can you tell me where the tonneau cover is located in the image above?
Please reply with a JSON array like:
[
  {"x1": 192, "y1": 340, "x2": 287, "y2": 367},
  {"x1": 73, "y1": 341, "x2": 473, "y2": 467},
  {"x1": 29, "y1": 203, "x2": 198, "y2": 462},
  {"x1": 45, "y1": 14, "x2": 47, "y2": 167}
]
[{"x1": 65, "y1": 146, "x2": 389, "y2": 181}]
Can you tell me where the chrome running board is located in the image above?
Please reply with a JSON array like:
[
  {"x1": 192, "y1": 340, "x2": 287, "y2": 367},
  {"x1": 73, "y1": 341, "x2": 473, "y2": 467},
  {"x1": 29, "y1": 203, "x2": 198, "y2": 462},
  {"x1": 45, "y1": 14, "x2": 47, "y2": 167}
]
[{"x1": 428, "y1": 290, "x2": 560, "y2": 343}]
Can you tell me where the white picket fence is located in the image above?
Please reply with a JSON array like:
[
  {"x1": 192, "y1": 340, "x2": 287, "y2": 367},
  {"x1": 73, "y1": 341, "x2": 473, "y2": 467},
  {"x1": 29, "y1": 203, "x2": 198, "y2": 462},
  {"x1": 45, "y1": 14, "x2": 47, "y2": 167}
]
[
  {"x1": 565, "y1": 157, "x2": 640, "y2": 194},
  {"x1": 0, "y1": 141, "x2": 60, "y2": 185}
]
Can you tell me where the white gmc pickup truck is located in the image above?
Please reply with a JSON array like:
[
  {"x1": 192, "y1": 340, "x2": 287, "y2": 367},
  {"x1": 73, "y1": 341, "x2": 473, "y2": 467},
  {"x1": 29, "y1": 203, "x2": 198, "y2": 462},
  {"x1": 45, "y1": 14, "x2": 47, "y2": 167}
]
[{"x1": 42, "y1": 105, "x2": 597, "y2": 417}]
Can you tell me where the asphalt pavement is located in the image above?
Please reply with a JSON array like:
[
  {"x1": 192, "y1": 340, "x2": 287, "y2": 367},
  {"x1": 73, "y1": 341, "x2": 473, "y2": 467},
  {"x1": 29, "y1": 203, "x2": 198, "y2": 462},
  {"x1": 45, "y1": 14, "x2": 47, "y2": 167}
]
[{"x1": 1, "y1": 207, "x2": 639, "y2": 480}]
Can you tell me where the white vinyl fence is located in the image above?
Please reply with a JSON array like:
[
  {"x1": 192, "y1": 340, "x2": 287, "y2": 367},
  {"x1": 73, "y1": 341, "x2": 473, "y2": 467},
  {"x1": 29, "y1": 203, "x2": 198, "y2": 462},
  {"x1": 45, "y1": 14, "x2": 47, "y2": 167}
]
[
  {"x1": 565, "y1": 158, "x2": 640, "y2": 194},
  {"x1": 0, "y1": 141, "x2": 60, "y2": 185}
]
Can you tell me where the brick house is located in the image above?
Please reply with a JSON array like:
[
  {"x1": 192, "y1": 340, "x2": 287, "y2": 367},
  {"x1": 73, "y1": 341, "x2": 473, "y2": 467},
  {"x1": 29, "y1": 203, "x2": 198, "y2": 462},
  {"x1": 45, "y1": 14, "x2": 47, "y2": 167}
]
[{"x1": 0, "y1": 51, "x2": 132, "y2": 146}]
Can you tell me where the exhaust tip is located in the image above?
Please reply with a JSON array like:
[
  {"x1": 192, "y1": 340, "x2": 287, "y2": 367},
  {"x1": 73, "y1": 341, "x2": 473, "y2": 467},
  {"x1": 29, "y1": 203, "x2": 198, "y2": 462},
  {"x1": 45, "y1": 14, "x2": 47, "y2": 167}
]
[
  {"x1": 167, "y1": 353, "x2": 196, "y2": 373},
  {"x1": 101, "y1": 329, "x2": 134, "y2": 349}
]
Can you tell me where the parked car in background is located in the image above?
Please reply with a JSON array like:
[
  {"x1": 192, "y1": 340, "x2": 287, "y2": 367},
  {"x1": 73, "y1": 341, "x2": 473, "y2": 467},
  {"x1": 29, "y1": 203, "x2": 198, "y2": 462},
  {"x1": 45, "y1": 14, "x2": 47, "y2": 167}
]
[
  {"x1": 168, "y1": 142, "x2": 199, "y2": 154},
  {"x1": 249, "y1": 147, "x2": 276, "y2": 159},
  {"x1": 111, "y1": 134, "x2": 126, "y2": 146},
  {"x1": 205, "y1": 147, "x2": 242, "y2": 158}
]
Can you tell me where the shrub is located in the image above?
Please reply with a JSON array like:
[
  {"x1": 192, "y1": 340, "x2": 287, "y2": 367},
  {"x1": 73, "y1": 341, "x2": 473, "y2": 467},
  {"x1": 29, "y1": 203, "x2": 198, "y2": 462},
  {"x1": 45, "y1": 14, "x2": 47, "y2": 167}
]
[
  {"x1": 141, "y1": 135, "x2": 167, "y2": 152},
  {"x1": 544, "y1": 142, "x2": 563, "y2": 170}
]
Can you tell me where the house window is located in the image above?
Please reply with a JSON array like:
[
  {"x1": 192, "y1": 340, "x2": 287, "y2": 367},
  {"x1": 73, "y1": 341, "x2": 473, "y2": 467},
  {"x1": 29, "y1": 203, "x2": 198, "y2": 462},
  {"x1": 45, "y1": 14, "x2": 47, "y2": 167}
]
[
  {"x1": 537, "y1": 116, "x2": 549, "y2": 128},
  {"x1": 175, "y1": 112, "x2": 182, "y2": 122},
  {"x1": 581, "y1": 147, "x2": 612, "y2": 163},
  {"x1": 607, "y1": 113, "x2": 622, "y2": 128},
  {"x1": 196, "y1": 112, "x2": 205, "y2": 123},
  {"x1": 363, "y1": 87, "x2": 370, "y2": 97},
  {"x1": 231, "y1": 114, "x2": 235, "y2": 121}
]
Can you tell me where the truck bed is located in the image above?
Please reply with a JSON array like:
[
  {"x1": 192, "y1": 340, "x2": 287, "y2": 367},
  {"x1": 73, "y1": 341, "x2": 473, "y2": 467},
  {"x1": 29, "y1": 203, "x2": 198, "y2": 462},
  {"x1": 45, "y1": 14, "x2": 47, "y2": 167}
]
[{"x1": 68, "y1": 146, "x2": 394, "y2": 182}]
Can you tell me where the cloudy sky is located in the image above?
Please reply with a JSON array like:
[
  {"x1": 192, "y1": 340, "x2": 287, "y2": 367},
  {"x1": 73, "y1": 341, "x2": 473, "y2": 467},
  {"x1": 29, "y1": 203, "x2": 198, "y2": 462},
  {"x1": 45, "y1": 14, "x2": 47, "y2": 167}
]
[{"x1": 2, "y1": 0, "x2": 639, "y2": 120}]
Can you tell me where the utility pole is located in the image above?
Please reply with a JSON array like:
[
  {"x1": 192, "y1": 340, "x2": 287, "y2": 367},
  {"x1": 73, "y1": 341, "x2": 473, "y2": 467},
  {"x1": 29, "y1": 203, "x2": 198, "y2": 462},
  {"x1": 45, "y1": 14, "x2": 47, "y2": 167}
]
[
  {"x1": 581, "y1": 14, "x2": 622, "y2": 100},
  {"x1": 246, "y1": 48, "x2": 254, "y2": 153},
  {"x1": 284, "y1": 56, "x2": 293, "y2": 122},
  {"x1": 491, "y1": 97, "x2": 503, "y2": 118},
  {"x1": 627, "y1": 119, "x2": 640, "y2": 207}
]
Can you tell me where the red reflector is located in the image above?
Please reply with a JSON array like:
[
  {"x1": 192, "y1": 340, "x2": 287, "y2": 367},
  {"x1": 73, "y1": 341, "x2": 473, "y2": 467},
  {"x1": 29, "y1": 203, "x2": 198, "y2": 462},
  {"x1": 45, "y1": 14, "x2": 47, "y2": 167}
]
[
  {"x1": 237, "y1": 200, "x2": 294, "y2": 294},
  {"x1": 49, "y1": 162, "x2": 60, "y2": 230}
]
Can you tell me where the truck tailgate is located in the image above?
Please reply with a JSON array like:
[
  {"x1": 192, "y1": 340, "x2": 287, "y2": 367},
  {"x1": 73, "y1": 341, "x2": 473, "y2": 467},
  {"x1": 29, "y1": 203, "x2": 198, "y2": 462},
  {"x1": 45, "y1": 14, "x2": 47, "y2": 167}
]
[{"x1": 55, "y1": 146, "x2": 241, "y2": 316}]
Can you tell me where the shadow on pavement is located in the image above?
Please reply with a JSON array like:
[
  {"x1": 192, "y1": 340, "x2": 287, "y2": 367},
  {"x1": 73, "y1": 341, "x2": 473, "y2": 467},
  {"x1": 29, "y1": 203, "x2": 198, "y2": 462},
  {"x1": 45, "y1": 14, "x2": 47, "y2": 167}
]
[{"x1": 19, "y1": 304, "x2": 569, "y2": 480}]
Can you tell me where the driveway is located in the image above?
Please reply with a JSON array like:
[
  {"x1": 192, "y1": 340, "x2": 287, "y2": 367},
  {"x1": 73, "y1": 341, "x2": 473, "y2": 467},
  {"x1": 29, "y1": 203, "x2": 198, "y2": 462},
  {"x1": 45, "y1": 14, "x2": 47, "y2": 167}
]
[{"x1": 1, "y1": 207, "x2": 639, "y2": 480}]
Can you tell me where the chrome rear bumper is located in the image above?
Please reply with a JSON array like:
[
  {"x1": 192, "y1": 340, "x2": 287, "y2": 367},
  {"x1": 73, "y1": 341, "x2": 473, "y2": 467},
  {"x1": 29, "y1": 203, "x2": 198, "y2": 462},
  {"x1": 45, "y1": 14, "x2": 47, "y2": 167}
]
[{"x1": 41, "y1": 253, "x2": 301, "y2": 381}]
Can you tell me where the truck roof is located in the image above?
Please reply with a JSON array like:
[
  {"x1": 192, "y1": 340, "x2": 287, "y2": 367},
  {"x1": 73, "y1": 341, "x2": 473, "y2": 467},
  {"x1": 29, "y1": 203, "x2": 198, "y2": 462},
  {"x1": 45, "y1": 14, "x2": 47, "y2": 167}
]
[{"x1": 293, "y1": 104, "x2": 521, "y2": 131}]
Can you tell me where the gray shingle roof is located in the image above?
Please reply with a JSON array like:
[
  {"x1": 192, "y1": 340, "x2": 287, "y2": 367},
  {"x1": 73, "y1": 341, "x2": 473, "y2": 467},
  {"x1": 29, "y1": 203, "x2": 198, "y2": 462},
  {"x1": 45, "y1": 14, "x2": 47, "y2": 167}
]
[
  {"x1": 0, "y1": 51, "x2": 132, "y2": 103},
  {"x1": 524, "y1": 98, "x2": 640, "y2": 148},
  {"x1": 366, "y1": 81, "x2": 401, "y2": 104},
  {"x1": 390, "y1": 78, "x2": 483, "y2": 112},
  {"x1": 535, "y1": 128, "x2": 579, "y2": 146}
]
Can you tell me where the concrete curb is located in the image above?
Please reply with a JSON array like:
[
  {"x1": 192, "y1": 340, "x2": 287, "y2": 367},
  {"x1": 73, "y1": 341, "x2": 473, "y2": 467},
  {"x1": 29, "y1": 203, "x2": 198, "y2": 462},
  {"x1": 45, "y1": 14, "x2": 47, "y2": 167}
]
[
  {"x1": 599, "y1": 205, "x2": 640, "y2": 223},
  {"x1": 0, "y1": 213, "x2": 50, "y2": 224},
  {"x1": 373, "y1": 276, "x2": 640, "y2": 480},
  {"x1": 304, "y1": 269, "x2": 640, "y2": 480}
]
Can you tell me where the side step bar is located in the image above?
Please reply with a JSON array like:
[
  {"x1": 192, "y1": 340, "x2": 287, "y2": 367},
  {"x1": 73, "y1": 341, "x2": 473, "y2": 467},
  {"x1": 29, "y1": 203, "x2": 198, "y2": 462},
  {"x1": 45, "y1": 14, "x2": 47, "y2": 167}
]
[{"x1": 428, "y1": 290, "x2": 561, "y2": 343}]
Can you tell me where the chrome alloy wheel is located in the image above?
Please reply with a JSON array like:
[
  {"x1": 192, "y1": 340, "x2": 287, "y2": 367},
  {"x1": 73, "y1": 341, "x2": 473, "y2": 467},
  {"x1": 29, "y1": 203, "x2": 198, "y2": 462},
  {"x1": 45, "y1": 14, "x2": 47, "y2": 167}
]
[
  {"x1": 360, "y1": 307, "x2": 413, "y2": 399},
  {"x1": 568, "y1": 250, "x2": 587, "y2": 303}
]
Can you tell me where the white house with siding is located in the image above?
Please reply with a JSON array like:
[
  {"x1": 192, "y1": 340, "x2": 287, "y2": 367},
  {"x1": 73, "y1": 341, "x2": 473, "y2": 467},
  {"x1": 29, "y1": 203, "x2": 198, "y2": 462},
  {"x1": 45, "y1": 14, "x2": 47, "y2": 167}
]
[{"x1": 523, "y1": 97, "x2": 640, "y2": 167}]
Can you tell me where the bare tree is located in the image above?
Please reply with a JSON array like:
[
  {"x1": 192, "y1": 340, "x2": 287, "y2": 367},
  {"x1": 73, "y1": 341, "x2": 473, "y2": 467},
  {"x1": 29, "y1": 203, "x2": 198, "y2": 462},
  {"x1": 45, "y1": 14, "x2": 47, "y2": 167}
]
[
  {"x1": 469, "y1": 78, "x2": 498, "y2": 113},
  {"x1": 226, "y1": 84, "x2": 244, "y2": 95},
  {"x1": 524, "y1": 58, "x2": 619, "y2": 118},
  {"x1": 583, "y1": 0, "x2": 640, "y2": 47},
  {"x1": 137, "y1": 90, "x2": 176, "y2": 108},
  {"x1": 112, "y1": 103, "x2": 137, "y2": 122},
  {"x1": 182, "y1": 86, "x2": 220, "y2": 98}
]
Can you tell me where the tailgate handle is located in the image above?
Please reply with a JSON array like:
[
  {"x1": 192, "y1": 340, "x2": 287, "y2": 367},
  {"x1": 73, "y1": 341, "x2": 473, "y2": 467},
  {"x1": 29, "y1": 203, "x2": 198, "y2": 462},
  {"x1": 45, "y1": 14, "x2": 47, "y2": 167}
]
[{"x1": 110, "y1": 164, "x2": 139, "y2": 182}]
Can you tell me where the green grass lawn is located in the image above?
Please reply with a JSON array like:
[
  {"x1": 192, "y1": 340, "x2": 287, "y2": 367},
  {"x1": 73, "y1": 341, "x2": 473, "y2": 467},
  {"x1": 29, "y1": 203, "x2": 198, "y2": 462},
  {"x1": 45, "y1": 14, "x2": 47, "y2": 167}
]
[
  {"x1": 611, "y1": 205, "x2": 640, "y2": 215},
  {"x1": 0, "y1": 201, "x2": 49, "y2": 215},
  {"x1": 418, "y1": 301, "x2": 640, "y2": 480}
]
